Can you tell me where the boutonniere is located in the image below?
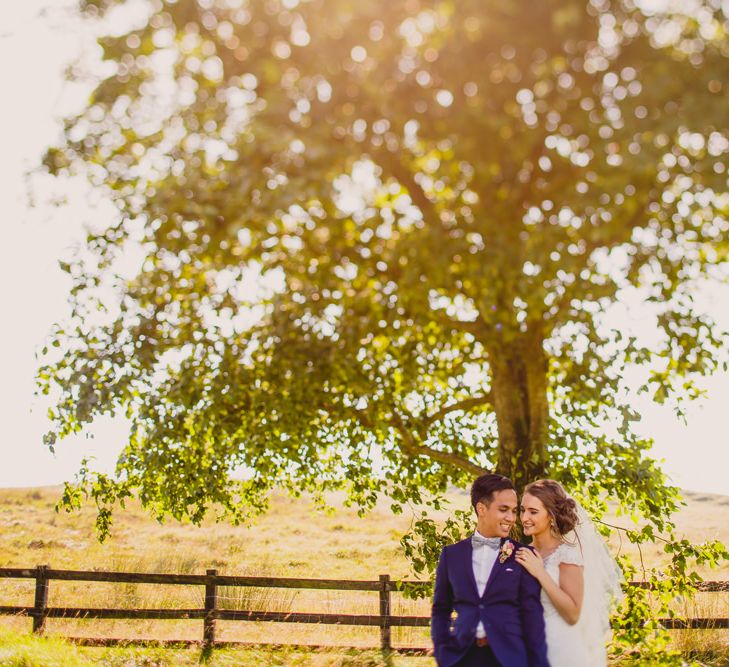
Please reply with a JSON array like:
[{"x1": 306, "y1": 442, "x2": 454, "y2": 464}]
[{"x1": 499, "y1": 540, "x2": 514, "y2": 563}]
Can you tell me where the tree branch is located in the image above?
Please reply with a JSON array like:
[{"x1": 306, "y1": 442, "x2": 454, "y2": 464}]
[
  {"x1": 369, "y1": 147, "x2": 441, "y2": 227},
  {"x1": 430, "y1": 307, "x2": 487, "y2": 338},
  {"x1": 321, "y1": 398, "x2": 487, "y2": 475},
  {"x1": 389, "y1": 410, "x2": 486, "y2": 476},
  {"x1": 322, "y1": 394, "x2": 491, "y2": 475},
  {"x1": 424, "y1": 393, "x2": 493, "y2": 426}
]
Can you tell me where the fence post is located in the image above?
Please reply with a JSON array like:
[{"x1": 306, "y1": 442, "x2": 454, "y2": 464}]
[
  {"x1": 32, "y1": 564, "x2": 50, "y2": 635},
  {"x1": 379, "y1": 574, "x2": 392, "y2": 653},
  {"x1": 203, "y1": 568, "x2": 218, "y2": 651}
]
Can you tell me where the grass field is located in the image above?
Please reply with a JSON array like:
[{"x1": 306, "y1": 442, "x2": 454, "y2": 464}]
[{"x1": 0, "y1": 485, "x2": 727, "y2": 665}]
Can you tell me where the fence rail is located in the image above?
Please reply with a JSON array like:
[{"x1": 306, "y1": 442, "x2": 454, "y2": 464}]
[{"x1": 0, "y1": 566, "x2": 727, "y2": 653}]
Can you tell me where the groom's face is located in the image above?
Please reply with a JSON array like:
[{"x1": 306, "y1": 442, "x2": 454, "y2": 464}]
[{"x1": 475, "y1": 488, "x2": 518, "y2": 538}]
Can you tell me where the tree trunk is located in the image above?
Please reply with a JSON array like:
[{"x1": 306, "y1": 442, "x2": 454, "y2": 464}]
[{"x1": 488, "y1": 328, "x2": 549, "y2": 492}]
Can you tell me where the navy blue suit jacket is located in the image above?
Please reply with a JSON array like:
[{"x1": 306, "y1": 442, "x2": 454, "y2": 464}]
[{"x1": 431, "y1": 537, "x2": 549, "y2": 667}]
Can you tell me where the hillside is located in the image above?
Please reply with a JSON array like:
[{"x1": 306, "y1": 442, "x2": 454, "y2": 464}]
[{"x1": 0, "y1": 485, "x2": 726, "y2": 664}]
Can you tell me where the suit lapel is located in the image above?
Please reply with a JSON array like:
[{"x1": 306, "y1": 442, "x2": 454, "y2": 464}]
[{"x1": 461, "y1": 539, "x2": 480, "y2": 598}]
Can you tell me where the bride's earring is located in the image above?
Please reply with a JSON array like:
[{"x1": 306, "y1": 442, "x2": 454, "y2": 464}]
[{"x1": 550, "y1": 519, "x2": 559, "y2": 537}]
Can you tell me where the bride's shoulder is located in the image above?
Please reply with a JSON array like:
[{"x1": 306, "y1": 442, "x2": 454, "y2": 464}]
[{"x1": 556, "y1": 541, "x2": 584, "y2": 566}]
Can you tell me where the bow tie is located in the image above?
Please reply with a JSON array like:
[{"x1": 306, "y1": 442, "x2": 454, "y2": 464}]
[{"x1": 472, "y1": 533, "x2": 502, "y2": 550}]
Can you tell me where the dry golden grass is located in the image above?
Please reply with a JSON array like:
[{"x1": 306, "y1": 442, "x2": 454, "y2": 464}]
[
  {"x1": 0, "y1": 485, "x2": 435, "y2": 654},
  {"x1": 0, "y1": 485, "x2": 727, "y2": 665}
]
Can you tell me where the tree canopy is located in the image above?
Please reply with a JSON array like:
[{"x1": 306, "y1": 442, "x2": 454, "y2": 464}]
[{"x1": 42, "y1": 0, "x2": 729, "y2": 515}]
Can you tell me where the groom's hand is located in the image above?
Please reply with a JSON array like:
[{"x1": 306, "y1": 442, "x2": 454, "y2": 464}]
[{"x1": 515, "y1": 547, "x2": 546, "y2": 580}]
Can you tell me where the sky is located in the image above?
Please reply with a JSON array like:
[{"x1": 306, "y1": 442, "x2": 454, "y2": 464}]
[{"x1": 0, "y1": 1, "x2": 728, "y2": 496}]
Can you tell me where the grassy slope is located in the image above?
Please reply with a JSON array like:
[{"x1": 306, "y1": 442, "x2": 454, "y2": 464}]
[{"x1": 0, "y1": 486, "x2": 727, "y2": 665}]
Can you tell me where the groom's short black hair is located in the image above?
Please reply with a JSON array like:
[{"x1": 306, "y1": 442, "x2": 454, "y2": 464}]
[{"x1": 471, "y1": 473, "x2": 515, "y2": 510}]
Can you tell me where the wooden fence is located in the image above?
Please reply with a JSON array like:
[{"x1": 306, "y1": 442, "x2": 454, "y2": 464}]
[{"x1": 0, "y1": 566, "x2": 727, "y2": 653}]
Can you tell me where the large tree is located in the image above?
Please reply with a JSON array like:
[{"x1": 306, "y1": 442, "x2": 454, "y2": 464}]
[{"x1": 41, "y1": 0, "x2": 727, "y2": 583}]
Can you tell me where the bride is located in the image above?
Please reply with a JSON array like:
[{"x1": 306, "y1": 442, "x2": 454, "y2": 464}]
[{"x1": 514, "y1": 479, "x2": 623, "y2": 667}]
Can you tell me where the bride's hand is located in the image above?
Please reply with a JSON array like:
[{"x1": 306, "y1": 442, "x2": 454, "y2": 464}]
[{"x1": 515, "y1": 547, "x2": 545, "y2": 579}]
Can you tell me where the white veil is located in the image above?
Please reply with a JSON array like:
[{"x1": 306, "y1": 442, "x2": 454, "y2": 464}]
[{"x1": 571, "y1": 501, "x2": 624, "y2": 664}]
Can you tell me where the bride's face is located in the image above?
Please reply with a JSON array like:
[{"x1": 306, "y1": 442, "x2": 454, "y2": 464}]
[{"x1": 520, "y1": 493, "x2": 551, "y2": 538}]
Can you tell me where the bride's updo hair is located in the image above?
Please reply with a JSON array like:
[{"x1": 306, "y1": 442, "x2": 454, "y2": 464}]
[{"x1": 523, "y1": 479, "x2": 579, "y2": 536}]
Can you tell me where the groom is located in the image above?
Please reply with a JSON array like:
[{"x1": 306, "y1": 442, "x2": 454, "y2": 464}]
[{"x1": 431, "y1": 473, "x2": 549, "y2": 667}]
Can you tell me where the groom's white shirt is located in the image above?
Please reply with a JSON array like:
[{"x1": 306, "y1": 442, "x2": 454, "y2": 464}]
[{"x1": 472, "y1": 530, "x2": 499, "y2": 639}]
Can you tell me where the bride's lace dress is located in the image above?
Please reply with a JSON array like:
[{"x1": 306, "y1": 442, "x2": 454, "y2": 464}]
[{"x1": 541, "y1": 543, "x2": 598, "y2": 667}]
